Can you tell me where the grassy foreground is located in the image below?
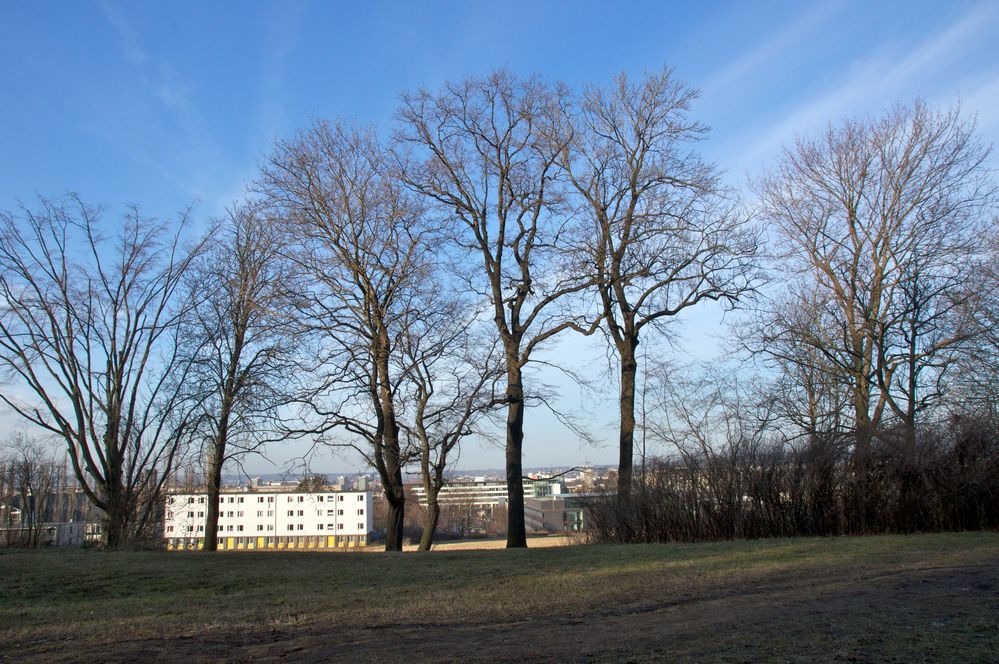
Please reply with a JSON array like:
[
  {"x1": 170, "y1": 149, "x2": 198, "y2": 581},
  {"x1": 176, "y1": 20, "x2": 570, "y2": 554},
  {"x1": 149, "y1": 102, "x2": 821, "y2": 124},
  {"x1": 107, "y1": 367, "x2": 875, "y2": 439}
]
[{"x1": 2, "y1": 532, "x2": 997, "y2": 662}]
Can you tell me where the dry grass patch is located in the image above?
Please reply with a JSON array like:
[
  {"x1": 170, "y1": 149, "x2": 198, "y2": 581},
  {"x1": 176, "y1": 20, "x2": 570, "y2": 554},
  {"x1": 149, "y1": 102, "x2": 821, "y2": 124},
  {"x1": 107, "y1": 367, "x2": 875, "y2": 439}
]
[{"x1": 1, "y1": 532, "x2": 997, "y2": 662}]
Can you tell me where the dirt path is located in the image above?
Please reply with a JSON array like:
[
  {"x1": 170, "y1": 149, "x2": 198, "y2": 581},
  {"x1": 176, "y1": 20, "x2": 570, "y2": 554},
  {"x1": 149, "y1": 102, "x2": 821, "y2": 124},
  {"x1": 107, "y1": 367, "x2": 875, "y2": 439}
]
[{"x1": 21, "y1": 557, "x2": 998, "y2": 663}]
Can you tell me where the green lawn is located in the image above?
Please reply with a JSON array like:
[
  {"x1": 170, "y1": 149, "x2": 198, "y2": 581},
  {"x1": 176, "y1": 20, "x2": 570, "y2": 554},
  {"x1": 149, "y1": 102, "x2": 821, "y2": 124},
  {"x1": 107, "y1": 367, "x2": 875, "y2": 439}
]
[{"x1": 2, "y1": 532, "x2": 997, "y2": 662}]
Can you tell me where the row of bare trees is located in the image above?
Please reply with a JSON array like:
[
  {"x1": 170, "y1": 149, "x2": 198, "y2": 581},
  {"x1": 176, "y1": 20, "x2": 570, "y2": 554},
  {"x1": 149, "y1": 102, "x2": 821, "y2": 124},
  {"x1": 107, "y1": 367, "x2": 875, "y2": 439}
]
[
  {"x1": 0, "y1": 67, "x2": 995, "y2": 550},
  {"x1": 591, "y1": 101, "x2": 998, "y2": 541},
  {"x1": 588, "y1": 366, "x2": 999, "y2": 542}
]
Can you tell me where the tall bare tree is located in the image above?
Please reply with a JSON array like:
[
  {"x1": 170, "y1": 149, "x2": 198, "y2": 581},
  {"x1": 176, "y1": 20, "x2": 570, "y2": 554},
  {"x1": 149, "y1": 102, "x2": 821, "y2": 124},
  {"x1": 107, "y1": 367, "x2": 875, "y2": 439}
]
[
  {"x1": 397, "y1": 70, "x2": 597, "y2": 547},
  {"x1": 259, "y1": 121, "x2": 434, "y2": 551},
  {"x1": 180, "y1": 202, "x2": 300, "y2": 551},
  {"x1": 0, "y1": 196, "x2": 204, "y2": 546},
  {"x1": 558, "y1": 69, "x2": 759, "y2": 504},
  {"x1": 402, "y1": 313, "x2": 502, "y2": 551},
  {"x1": 756, "y1": 101, "x2": 995, "y2": 456}
]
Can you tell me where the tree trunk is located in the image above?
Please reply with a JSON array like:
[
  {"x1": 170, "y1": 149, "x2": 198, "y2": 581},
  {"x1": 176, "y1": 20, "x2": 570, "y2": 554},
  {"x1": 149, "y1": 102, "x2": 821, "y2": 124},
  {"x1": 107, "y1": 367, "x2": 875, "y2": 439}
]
[
  {"x1": 385, "y1": 492, "x2": 405, "y2": 551},
  {"x1": 377, "y1": 328, "x2": 406, "y2": 552},
  {"x1": 505, "y1": 361, "x2": 527, "y2": 548},
  {"x1": 203, "y1": 444, "x2": 224, "y2": 552},
  {"x1": 104, "y1": 500, "x2": 127, "y2": 549},
  {"x1": 418, "y1": 494, "x2": 441, "y2": 552},
  {"x1": 617, "y1": 341, "x2": 638, "y2": 504}
]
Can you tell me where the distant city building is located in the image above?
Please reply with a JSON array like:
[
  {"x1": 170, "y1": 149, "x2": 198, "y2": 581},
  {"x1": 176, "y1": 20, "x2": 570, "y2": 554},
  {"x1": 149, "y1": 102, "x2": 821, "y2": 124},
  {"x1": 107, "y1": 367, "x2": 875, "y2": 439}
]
[
  {"x1": 410, "y1": 477, "x2": 564, "y2": 511},
  {"x1": 524, "y1": 494, "x2": 593, "y2": 533},
  {"x1": 352, "y1": 475, "x2": 369, "y2": 491},
  {"x1": 164, "y1": 490, "x2": 373, "y2": 551}
]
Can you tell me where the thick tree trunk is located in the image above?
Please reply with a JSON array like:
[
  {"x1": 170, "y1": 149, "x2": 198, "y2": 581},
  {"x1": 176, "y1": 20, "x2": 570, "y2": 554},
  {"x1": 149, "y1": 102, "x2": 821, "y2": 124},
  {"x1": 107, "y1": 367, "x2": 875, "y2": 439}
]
[
  {"x1": 505, "y1": 362, "x2": 527, "y2": 548},
  {"x1": 617, "y1": 342, "x2": 638, "y2": 504},
  {"x1": 203, "y1": 447, "x2": 224, "y2": 552},
  {"x1": 385, "y1": 493, "x2": 405, "y2": 551},
  {"x1": 103, "y1": 498, "x2": 128, "y2": 549}
]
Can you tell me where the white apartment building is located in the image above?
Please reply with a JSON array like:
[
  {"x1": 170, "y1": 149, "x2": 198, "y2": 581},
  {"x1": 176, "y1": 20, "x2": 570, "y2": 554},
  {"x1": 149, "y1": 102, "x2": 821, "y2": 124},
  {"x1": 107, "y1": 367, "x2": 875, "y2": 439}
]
[{"x1": 164, "y1": 491, "x2": 373, "y2": 551}]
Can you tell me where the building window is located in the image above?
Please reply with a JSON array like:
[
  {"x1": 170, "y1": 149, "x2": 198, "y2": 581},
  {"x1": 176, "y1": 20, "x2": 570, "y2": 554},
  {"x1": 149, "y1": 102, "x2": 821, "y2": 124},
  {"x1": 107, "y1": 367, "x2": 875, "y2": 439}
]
[
  {"x1": 338, "y1": 495, "x2": 344, "y2": 502},
  {"x1": 258, "y1": 497, "x2": 264, "y2": 503},
  {"x1": 267, "y1": 525, "x2": 273, "y2": 531},
  {"x1": 257, "y1": 510, "x2": 263, "y2": 517},
  {"x1": 168, "y1": 497, "x2": 175, "y2": 504},
  {"x1": 198, "y1": 497, "x2": 205, "y2": 504},
  {"x1": 228, "y1": 511, "x2": 234, "y2": 517},
  {"x1": 227, "y1": 525, "x2": 233, "y2": 532},
  {"x1": 267, "y1": 510, "x2": 273, "y2": 517},
  {"x1": 166, "y1": 525, "x2": 174, "y2": 532},
  {"x1": 287, "y1": 510, "x2": 294, "y2": 516},
  {"x1": 197, "y1": 525, "x2": 204, "y2": 532},
  {"x1": 237, "y1": 511, "x2": 243, "y2": 517},
  {"x1": 238, "y1": 497, "x2": 244, "y2": 503},
  {"x1": 297, "y1": 510, "x2": 304, "y2": 516},
  {"x1": 267, "y1": 496, "x2": 274, "y2": 503},
  {"x1": 327, "y1": 523, "x2": 335, "y2": 530},
  {"x1": 358, "y1": 509, "x2": 364, "y2": 515},
  {"x1": 198, "y1": 511, "x2": 204, "y2": 518},
  {"x1": 237, "y1": 525, "x2": 244, "y2": 532},
  {"x1": 218, "y1": 526, "x2": 223, "y2": 532},
  {"x1": 357, "y1": 523, "x2": 364, "y2": 530},
  {"x1": 297, "y1": 524, "x2": 304, "y2": 531},
  {"x1": 358, "y1": 495, "x2": 364, "y2": 501},
  {"x1": 317, "y1": 524, "x2": 324, "y2": 530},
  {"x1": 188, "y1": 497, "x2": 194, "y2": 504},
  {"x1": 287, "y1": 496, "x2": 293, "y2": 502},
  {"x1": 337, "y1": 509, "x2": 343, "y2": 516},
  {"x1": 327, "y1": 510, "x2": 335, "y2": 516},
  {"x1": 287, "y1": 525, "x2": 294, "y2": 531},
  {"x1": 187, "y1": 511, "x2": 194, "y2": 518},
  {"x1": 298, "y1": 496, "x2": 304, "y2": 503},
  {"x1": 317, "y1": 496, "x2": 324, "y2": 502},
  {"x1": 257, "y1": 525, "x2": 264, "y2": 531}
]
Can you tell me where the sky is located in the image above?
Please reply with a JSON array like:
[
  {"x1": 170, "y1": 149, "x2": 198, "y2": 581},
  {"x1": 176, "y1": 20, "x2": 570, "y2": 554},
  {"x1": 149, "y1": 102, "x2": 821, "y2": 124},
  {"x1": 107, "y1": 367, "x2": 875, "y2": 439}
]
[{"x1": 1, "y1": 0, "x2": 997, "y2": 476}]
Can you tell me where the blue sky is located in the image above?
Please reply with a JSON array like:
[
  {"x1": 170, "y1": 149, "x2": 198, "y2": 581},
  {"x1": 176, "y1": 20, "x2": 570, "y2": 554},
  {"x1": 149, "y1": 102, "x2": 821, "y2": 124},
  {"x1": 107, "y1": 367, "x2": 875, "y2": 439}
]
[{"x1": 2, "y1": 1, "x2": 997, "y2": 475}]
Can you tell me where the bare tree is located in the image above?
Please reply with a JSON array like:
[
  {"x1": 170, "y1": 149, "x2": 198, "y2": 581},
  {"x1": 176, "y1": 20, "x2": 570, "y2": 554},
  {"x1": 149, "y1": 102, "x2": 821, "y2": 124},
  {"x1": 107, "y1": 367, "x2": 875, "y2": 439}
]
[
  {"x1": 179, "y1": 202, "x2": 301, "y2": 552},
  {"x1": 259, "y1": 121, "x2": 434, "y2": 551},
  {"x1": 751, "y1": 286, "x2": 852, "y2": 444},
  {"x1": 397, "y1": 70, "x2": 598, "y2": 547},
  {"x1": 0, "y1": 196, "x2": 205, "y2": 547},
  {"x1": 756, "y1": 101, "x2": 995, "y2": 457},
  {"x1": 558, "y1": 69, "x2": 760, "y2": 504},
  {"x1": 402, "y1": 312, "x2": 502, "y2": 551},
  {"x1": 0, "y1": 434, "x2": 59, "y2": 547},
  {"x1": 953, "y1": 235, "x2": 999, "y2": 422}
]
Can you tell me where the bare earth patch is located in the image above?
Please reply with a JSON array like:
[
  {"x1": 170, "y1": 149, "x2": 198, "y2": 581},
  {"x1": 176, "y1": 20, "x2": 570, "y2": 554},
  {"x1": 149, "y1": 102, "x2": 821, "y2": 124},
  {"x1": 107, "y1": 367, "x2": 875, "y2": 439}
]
[
  {"x1": 2, "y1": 533, "x2": 996, "y2": 663},
  {"x1": 400, "y1": 535, "x2": 575, "y2": 551}
]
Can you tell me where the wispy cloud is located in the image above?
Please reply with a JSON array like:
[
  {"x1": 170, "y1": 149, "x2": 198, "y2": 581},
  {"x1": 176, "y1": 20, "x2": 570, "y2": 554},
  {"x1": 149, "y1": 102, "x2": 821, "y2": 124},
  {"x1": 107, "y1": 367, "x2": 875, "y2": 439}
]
[
  {"x1": 701, "y1": 3, "x2": 840, "y2": 97},
  {"x1": 95, "y1": 1, "x2": 239, "y2": 217},
  {"x1": 97, "y1": 0, "x2": 147, "y2": 67},
  {"x1": 254, "y1": 3, "x2": 305, "y2": 149},
  {"x1": 733, "y1": 2, "x2": 999, "y2": 177}
]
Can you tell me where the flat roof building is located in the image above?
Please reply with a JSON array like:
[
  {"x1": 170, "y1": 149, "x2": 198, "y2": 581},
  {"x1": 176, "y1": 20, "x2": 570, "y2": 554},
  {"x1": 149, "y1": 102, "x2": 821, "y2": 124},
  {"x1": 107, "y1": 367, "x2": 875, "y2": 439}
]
[{"x1": 164, "y1": 490, "x2": 373, "y2": 551}]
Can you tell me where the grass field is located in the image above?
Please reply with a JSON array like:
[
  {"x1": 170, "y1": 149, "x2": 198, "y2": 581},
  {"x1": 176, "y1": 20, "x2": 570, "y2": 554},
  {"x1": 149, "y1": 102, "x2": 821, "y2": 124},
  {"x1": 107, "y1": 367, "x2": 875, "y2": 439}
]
[{"x1": 1, "y1": 532, "x2": 997, "y2": 663}]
